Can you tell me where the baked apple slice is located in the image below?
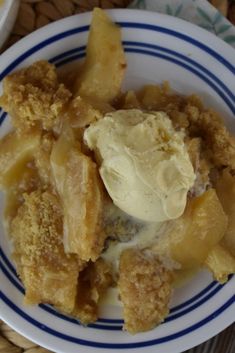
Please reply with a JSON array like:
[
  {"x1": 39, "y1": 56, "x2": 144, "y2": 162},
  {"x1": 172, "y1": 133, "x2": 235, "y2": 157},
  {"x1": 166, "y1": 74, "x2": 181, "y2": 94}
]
[
  {"x1": 152, "y1": 189, "x2": 228, "y2": 270},
  {"x1": 51, "y1": 128, "x2": 105, "y2": 261}
]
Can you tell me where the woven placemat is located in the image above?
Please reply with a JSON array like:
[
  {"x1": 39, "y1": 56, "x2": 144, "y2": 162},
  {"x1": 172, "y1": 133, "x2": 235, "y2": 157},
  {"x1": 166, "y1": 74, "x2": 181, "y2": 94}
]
[
  {"x1": 1, "y1": 1, "x2": 234, "y2": 353},
  {"x1": 4, "y1": 0, "x2": 235, "y2": 50},
  {"x1": 4, "y1": 0, "x2": 132, "y2": 49}
]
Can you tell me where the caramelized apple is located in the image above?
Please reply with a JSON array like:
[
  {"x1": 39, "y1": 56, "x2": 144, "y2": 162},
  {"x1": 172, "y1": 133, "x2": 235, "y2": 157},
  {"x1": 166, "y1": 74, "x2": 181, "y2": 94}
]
[
  {"x1": 121, "y1": 91, "x2": 141, "y2": 110},
  {"x1": 137, "y1": 84, "x2": 183, "y2": 111},
  {"x1": 215, "y1": 168, "x2": 235, "y2": 257},
  {"x1": 0, "y1": 130, "x2": 40, "y2": 188},
  {"x1": 65, "y1": 96, "x2": 107, "y2": 130},
  {"x1": 72, "y1": 258, "x2": 113, "y2": 324},
  {"x1": 51, "y1": 130, "x2": 105, "y2": 261},
  {"x1": 152, "y1": 189, "x2": 228, "y2": 270},
  {"x1": 4, "y1": 165, "x2": 40, "y2": 229},
  {"x1": 35, "y1": 132, "x2": 55, "y2": 187},
  {"x1": 75, "y1": 8, "x2": 126, "y2": 103},
  {"x1": 63, "y1": 148, "x2": 105, "y2": 261},
  {"x1": 205, "y1": 243, "x2": 235, "y2": 283},
  {"x1": 170, "y1": 189, "x2": 227, "y2": 269},
  {"x1": 50, "y1": 126, "x2": 78, "y2": 195}
]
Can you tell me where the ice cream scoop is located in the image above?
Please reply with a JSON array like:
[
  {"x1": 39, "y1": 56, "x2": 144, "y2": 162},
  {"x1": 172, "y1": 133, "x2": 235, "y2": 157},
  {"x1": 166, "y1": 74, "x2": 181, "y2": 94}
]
[{"x1": 84, "y1": 109, "x2": 195, "y2": 222}]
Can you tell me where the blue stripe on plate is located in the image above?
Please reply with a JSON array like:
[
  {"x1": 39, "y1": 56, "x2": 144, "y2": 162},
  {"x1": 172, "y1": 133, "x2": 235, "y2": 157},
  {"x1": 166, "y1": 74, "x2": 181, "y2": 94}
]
[
  {"x1": 126, "y1": 48, "x2": 235, "y2": 114},
  {"x1": 0, "y1": 259, "x2": 24, "y2": 294},
  {"x1": 0, "y1": 22, "x2": 234, "y2": 81},
  {"x1": 39, "y1": 302, "x2": 123, "y2": 331},
  {"x1": 0, "y1": 26, "x2": 89, "y2": 82},
  {"x1": 55, "y1": 52, "x2": 86, "y2": 68},
  {"x1": 0, "y1": 112, "x2": 7, "y2": 125},
  {"x1": 81, "y1": 277, "x2": 232, "y2": 324},
  {"x1": 50, "y1": 42, "x2": 234, "y2": 104},
  {"x1": 0, "y1": 248, "x2": 17, "y2": 277},
  {"x1": 117, "y1": 22, "x2": 235, "y2": 74},
  {"x1": 0, "y1": 237, "x2": 221, "y2": 321},
  {"x1": 1, "y1": 247, "x2": 230, "y2": 330},
  {"x1": 169, "y1": 281, "x2": 217, "y2": 314},
  {"x1": 124, "y1": 41, "x2": 234, "y2": 102},
  {"x1": 165, "y1": 285, "x2": 224, "y2": 322},
  {"x1": 0, "y1": 259, "x2": 123, "y2": 331},
  {"x1": 0, "y1": 289, "x2": 234, "y2": 348},
  {"x1": 49, "y1": 45, "x2": 86, "y2": 63},
  {"x1": 52, "y1": 47, "x2": 234, "y2": 114}
]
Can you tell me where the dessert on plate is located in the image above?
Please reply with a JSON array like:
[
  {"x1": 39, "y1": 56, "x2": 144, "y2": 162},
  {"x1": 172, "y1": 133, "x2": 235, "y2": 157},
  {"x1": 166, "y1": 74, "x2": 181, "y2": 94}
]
[{"x1": 0, "y1": 8, "x2": 234, "y2": 334}]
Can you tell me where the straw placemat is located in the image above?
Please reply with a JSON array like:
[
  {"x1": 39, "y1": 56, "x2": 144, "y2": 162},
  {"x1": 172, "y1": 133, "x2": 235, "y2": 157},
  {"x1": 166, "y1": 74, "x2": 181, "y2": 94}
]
[
  {"x1": 1, "y1": 1, "x2": 234, "y2": 353},
  {"x1": 4, "y1": 0, "x2": 235, "y2": 49},
  {"x1": 4, "y1": 0, "x2": 132, "y2": 49}
]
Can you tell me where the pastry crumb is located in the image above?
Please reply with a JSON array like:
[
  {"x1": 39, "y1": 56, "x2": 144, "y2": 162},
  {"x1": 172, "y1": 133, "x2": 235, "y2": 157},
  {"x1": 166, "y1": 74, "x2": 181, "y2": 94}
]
[
  {"x1": 10, "y1": 189, "x2": 82, "y2": 313},
  {"x1": 0, "y1": 61, "x2": 71, "y2": 132},
  {"x1": 118, "y1": 248, "x2": 172, "y2": 334}
]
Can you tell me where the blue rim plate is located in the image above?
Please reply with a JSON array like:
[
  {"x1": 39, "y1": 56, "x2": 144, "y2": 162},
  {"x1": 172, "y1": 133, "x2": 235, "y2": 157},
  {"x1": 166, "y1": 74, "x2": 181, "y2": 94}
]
[
  {"x1": 0, "y1": 9, "x2": 234, "y2": 353},
  {"x1": 0, "y1": 0, "x2": 19, "y2": 50}
]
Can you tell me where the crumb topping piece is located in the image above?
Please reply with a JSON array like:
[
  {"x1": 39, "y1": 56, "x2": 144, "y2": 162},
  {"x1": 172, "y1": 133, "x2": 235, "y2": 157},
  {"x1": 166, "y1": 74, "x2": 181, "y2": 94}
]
[
  {"x1": 185, "y1": 105, "x2": 235, "y2": 169},
  {"x1": 118, "y1": 248, "x2": 172, "y2": 334},
  {"x1": 0, "y1": 61, "x2": 71, "y2": 132},
  {"x1": 10, "y1": 189, "x2": 82, "y2": 313}
]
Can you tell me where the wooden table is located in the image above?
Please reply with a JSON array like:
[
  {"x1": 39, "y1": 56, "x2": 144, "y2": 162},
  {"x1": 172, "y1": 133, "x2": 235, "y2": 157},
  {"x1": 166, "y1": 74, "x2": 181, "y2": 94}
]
[{"x1": 0, "y1": 1, "x2": 234, "y2": 352}]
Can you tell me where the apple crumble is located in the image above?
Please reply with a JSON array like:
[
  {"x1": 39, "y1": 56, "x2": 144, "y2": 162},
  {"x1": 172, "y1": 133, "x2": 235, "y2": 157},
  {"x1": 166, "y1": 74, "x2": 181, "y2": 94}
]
[{"x1": 0, "y1": 8, "x2": 235, "y2": 334}]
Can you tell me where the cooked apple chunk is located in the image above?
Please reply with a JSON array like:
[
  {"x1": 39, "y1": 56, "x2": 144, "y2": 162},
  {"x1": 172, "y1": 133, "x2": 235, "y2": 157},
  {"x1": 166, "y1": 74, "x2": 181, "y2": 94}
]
[
  {"x1": 10, "y1": 190, "x2": 81, "y2": 312},
  {"x1": 4, "y1": 165, "x2": 39, "y2": 229},
  {"x1": 35, "y1": 132, "x2": 55, "y2": 187},
  {"x1": 50, "y1": 126, "x2": 78, "y2": 195},
  {"x1": 72, "y1": 258, "x2": 113, "y2": 324},
  {"x1": 152, "y1": 189, "x2": 228, "y2": 270},
  {"x1": 63, "y1": 149, "x2": 105, "y2": 261},
  {"x1": 215, "y1": 169, "x2": 235, "y2": 257},
  {"x1": 169, "y1": 189, "x2": 227, "y2": 269},
  {"x1": 0, "y1": 129, "x2": 40, "y2": 189},
  {"x1": 65, "y1": 96, "x2": 104, "y2": 130},
  {"x1": 205, "y1": 244, "x2": 235, "y2": 283},
  {"x1": 51, "y1": 132, "x2": 105, "y2": 261},
  {"x1": 75, "y1": 8, "x2": 126, "y2": 103},
  {"x1": 118, "y1": 248, "x2": 172, "y2": 334}
]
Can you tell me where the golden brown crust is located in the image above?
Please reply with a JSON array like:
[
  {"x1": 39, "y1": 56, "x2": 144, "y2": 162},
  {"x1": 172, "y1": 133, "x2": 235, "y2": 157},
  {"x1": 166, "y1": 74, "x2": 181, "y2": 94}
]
[
  {"x1": 0, "y1": 61, "x2": 71, "y2": 132},
  {"x1": 10, "y1": 189, "x2": 82, "y2": 313},
  {"x1": 129, "y1": 84, "x2": 235, "y2": 171},
  {"x1": 118, "y1": 248, "x2": 172, "y2": 334},
  {"x1": 65, "y1": 96, "x2": 103, "y2": 129},
  {"x1": 185, "y1": 105, "x2": 235, "y2": 169},
  {"x1": 186, "y1": 137, "x2": 211, "y2": 196}
]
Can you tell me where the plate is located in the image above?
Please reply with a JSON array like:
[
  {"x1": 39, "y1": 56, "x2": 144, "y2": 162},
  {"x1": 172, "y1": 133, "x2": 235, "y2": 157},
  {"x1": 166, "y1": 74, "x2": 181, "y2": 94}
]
[
  {"x1": 0, "y1": 9, "x2": 234, "y2": 353},
  {"x1": 0, "y1": 0, "x2": 19, "y2": 49}
]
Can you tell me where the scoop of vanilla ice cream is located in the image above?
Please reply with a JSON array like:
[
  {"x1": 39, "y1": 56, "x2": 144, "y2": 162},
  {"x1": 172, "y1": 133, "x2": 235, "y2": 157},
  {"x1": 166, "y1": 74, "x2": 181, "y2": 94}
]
[{"x1": 84, "y1": 109, "x2": 195, "y2": 222}]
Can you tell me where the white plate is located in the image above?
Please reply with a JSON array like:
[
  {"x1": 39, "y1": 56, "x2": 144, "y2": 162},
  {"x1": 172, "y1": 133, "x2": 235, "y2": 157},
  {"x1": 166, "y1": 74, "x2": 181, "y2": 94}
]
[
  {"x1": 0, "y1": 9, "x2": 234, "y2": 353},
  {"x1": 0, "y1": 0, "x2": 19, "y2": 49}
]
